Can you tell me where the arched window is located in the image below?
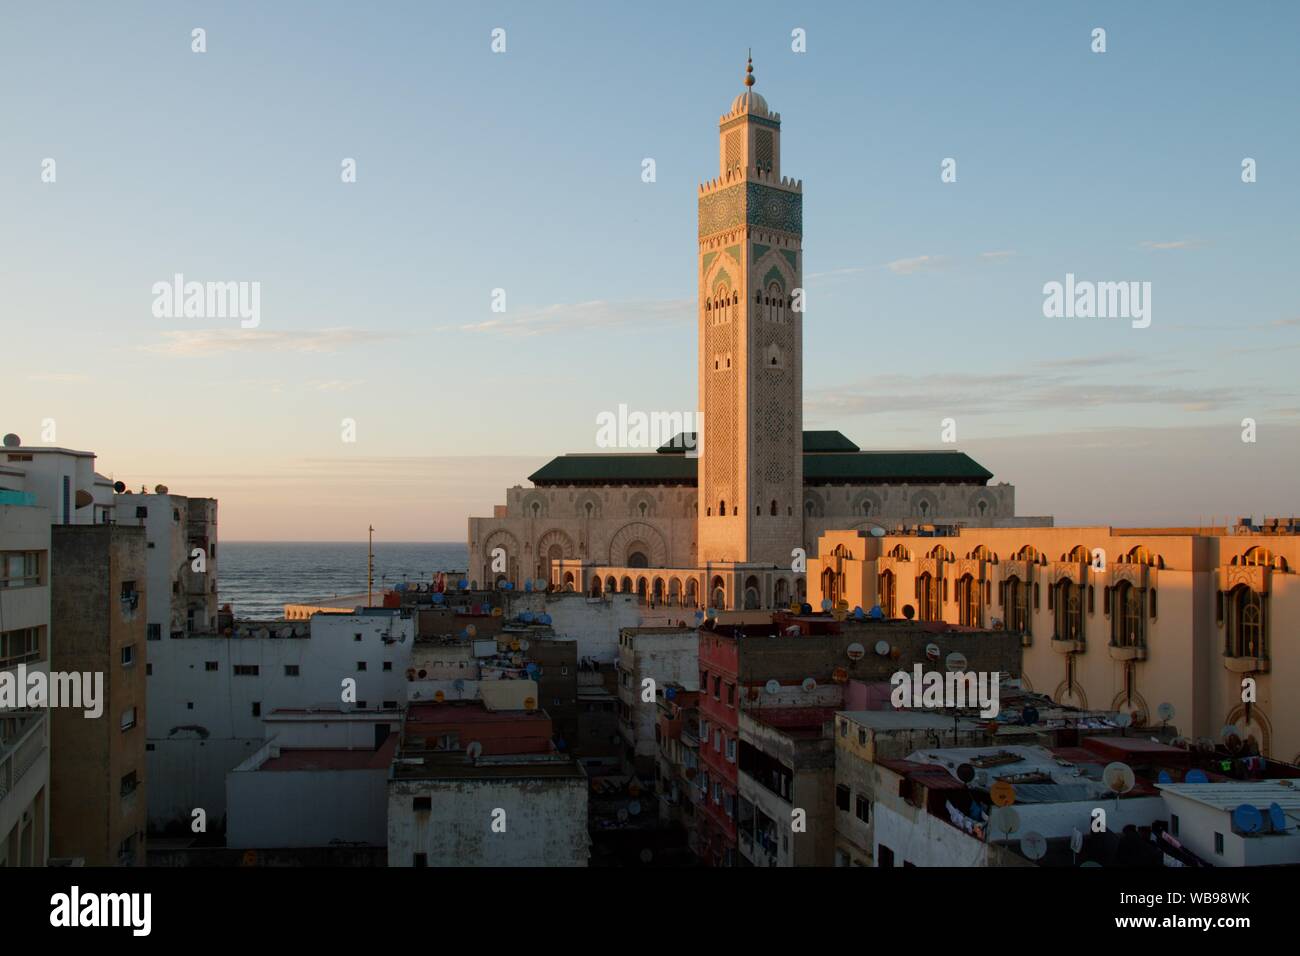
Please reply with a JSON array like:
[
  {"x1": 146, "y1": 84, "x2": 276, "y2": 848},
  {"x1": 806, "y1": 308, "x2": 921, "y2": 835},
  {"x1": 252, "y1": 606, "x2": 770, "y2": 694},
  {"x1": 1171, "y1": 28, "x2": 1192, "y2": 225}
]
[
  {"x1": 1001, "y1": 576, "x2": 1029, "y2": 635},
  {"x1": 1234, "y1": 546, "x2": 1275, "y2": 569},
  {"x1": 878, "y1": 570, "x2": 896, "y2": 618},
  {"x1": 958, "y1": 574, "x2": 981, "y2": 627},
  {"x1": 769, "y1": 500, "x2": 777, "y2": 516},
  {"x1": 584, "y1": 502, "x2": 593, "y2": 517},
  {"x1": 530, "y1": 502, "x2": 540, "y2": 518},
  {"x1": 1110, "y1": 581, "x2": 1144, "y2": 648},
  {"x1": 768, "y1": 282, "x2": 783, "y2": 322},
  {"x1": 889, "y1": 544, "x2": 911, "y2": 561},
  {"x1": 1016, "y1": 545, "x2": 1042, "y2": 564},
  {"x1": 1065, "y1": 545, "x2": 1090, "y2": 563},
  {"x1": 917, "y1": 572, "x2": 940, "y2": 622},
  {"x1": 719, "y1": 500, "x2": 725, "y2": 517},
  {"x1": 1053, "y1": 580, "x2": 1084, "y2": 642},
  {"x1": 1226, "y1": 585, "x2": 1266, "y2": 658}
]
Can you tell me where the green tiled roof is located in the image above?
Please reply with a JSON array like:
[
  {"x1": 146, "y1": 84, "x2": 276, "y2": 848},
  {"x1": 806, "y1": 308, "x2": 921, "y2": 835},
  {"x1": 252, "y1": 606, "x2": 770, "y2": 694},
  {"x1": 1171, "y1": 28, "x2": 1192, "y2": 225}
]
[
  {"x1": 655, "y1": 430, "x2": 859, "y2": 454},
  {"x1": 529, "y1": 447, "x2": 993, "y2": 486}
]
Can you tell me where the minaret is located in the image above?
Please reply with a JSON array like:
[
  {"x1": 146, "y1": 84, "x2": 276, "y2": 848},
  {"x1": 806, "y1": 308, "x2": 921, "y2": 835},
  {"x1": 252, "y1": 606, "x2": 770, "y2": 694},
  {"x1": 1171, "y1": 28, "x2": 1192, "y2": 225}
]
[{"x1": 697, "y1": 57, "x2": 804, "y2": 568}]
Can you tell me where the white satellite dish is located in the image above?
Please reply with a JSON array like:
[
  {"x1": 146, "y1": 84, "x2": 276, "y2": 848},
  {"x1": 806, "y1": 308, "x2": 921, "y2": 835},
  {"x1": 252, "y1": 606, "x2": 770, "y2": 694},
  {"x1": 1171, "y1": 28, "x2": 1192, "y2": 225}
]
[
  {"x1": 990, "y1": 806, "x2": 1020, "y2": 836},
  {"x1": 520, "y1": 639, "x2": 530, "y2": 651},
  {"x1": 1020, "y1": 831, "x2": 1048, "y2": 861},
  {"x1": 821, "y1": 599, "x2": 833, "y2": 611},
  {"x1": 1156, "y1": 702, "x2": 1175, "y2": 722},
  {"x1": 945, "y1": 652, "x2": 967, "y2": 672},
  {"x1": 874, "y1": 640, "x2": 891, "y2": 657},
  {"x1": 765, "y1": 679, "x2": 781, "y2": 695},
  {"x1": 465, "y1": 741, "x2": 483, "y2": 761},
  {"x1": 869, "y1": 527, "x2": 886, "y2": 538},
  {"x1": 801, "y1": 677, "x2": 817, "y2": 693},
  {"x1": 846, "y1": 642, "x2": 865, "y2": 661},
  {"x1": 1103, "y1": 761, "x2": 1136, "y2": 795},
  {"x1": 1113, "y1": 711, "x2": 1132, "y2": 729}
]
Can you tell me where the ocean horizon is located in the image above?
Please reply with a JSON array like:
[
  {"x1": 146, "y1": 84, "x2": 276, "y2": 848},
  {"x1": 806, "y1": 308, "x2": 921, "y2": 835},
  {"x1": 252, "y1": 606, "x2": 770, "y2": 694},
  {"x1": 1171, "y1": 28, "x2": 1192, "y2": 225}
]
[{"x1": 218, "y1": 541, "x2": 470, "y2": 619}]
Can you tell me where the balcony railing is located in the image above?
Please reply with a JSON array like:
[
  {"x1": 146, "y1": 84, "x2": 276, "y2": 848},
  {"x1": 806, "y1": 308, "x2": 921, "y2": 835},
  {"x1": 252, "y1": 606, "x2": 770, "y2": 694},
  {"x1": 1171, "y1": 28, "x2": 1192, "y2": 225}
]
[{"x1": 0, "y1": 711, "x2": 46, "y2": 801}]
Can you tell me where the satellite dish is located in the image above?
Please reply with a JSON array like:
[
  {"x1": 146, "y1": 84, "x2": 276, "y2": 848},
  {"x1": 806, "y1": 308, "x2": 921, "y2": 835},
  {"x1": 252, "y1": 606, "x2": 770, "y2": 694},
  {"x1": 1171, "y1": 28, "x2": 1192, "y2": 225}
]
[
  {"x1": 853, "y1": 606, "x2": 865, "y2": 619},
  {"x1": 519, "y1": 639, "x2": 530, "y2": 651},
  {"x1": 846, "y1": 642, "x2": 865, "y2": 661},
  {"x1": 1185, "y1": 769, "x2": 1209, "y2": 784},
  {"x1": 466, "y1": 624, "x2": 477, "y2": 638},
  {"x1": 1157, "y1": 771, "x2": 1172, "y2": 784},
  {"x1": 628, "y1": 801, "x2": 642, "y2": 816},
  {"x1": 694, "y1": 610, "x2": 704, "y2": 622},
  {"x1": 765, "y1": 679, "x2": 781, "y2": 695},
  {"x1": 869, "y1": 605, "x2": 883, "y2": 620},
  {"x1": 1225, "y1": 732, "x2": 1244, "y2": 754},
  {"x1": 784, "y1": 625, "x2": 801, "y2": 636},
  {"x1": 465, "y1": 741, "x2": 483, "y2": 760},
  {"x1": 665, "y1": 687, "x2": 676, "y2": 700},
  {"x1": 154, "y1": 484, "x2": 168, "y2": 495},
  {"x1": 1020, "y1": 831, "x2": 1048, "y2": 861},
  {"x1": 524, "y1": 580, "x2": 533, "y2": 592},
  {"x1": 901, "y1": 604, "x2": 915, "y2": 620},
  {"x1": 457, "y1": 578, "x2": 468, "y2": 589},
  {"x1": 925, "y1": 643, "x2": 941, "y2": 661},
  {"x1": 1268, "y1": 803, "x2": 1288, "y2": 832},
  {"x1": 1221, "y1": 724, "x2": 1240, "y2": 740},
  {"x1": 990, "y1": 780, "x2": 1016, "y2": 807},
  {"x1": 1070, "y1": 829, "x2": 1084, "y2": 854},
  {"x1": 874, "y1": 640, "x2": 890, "y2": 657},
  {"x1": 1022, "y1": 706, "x2": 1039, "y2": 726},
  {"x1": 945, "y1": 652, "x2": 967, "y2": 672},
  {"x1": 820, "y1": 599, "x2": 832, "y2": 612},
  {"x1": 1113, "y1": 711, "x2": 1132, "y2": 729},
  {"x1": 870, "y1": 527, "x2": 886, "y2": 537},
  {"x1": 990, "y1": 806, "x2": 1020, "y2": 836},
  {"x1": 801, "y1": 677, "x2": 817, "y2": 693},
  {"x1": 1232, "y1": 804, "x2": 1263, "y2": 834},
  {"x1": 453, "y1": 679, "x2": 465, "y2": 692},
  {"x1": 1103, "y1": 762, "x2": 1136, "y2": 795},
  {"x1": 956, "y1": 763, "x2": 975, "y2": 784},
  {"x1": 113, "y1": 480, "x2": 126, "y2": 493},
  {"x1": 1, "y1": 434, "x2": 19, "y2": 448}
]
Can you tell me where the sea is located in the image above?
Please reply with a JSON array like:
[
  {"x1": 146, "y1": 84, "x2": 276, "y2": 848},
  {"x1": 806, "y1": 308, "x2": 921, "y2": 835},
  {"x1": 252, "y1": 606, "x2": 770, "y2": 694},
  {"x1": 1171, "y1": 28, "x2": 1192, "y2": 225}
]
[{"x1": 218, "y1": 541, "x2": 469, "y2": 619}]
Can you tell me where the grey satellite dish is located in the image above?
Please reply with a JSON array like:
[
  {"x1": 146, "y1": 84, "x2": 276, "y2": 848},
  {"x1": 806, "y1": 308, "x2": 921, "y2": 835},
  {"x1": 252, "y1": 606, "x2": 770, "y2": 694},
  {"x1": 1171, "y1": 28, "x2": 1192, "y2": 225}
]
[
  {"x1": 1157, "y1": 702, "x2": 1175, "y2": 722},
  {"x1": 1020, "y1": 831, "x2": 1048, "y2": 861},
  {"x1": 846, "y1": 642, "x2": 865, "y2": 661},
  {"x1": 534, "y1": 578, "x2": 546, "y2": 591},
  {"x1": 765, "y1": 679, "x2": 781, "y2": 695},
  {"x1": 465, "y1": 741, "x2": 483, "y2": 761},
  {"x1": 519, "y1": 639, "x2": 530, "y2": 651},
  {"x1": 628, "y1": 801, "x2": 642, "y2": 816},
  {"x1": 945, "y1": 652, "x2": 967, "y2": 672},
  {"x1": 1103, "y1": 762, "x2": 1136, "y2": 795},
  {"x1": 821, "y1": 599, "x2": 833, "y2": 611},
  {"x1": 990, "y1": 806, "x2": 1020, "y2": 836},
  {"x1": 870, "y1": 527, "x2": 886, "y2": 538},
  {"x1": 1, "y1": 434, "x2": 20, "y2": 448},
  {"x1": 874, "y1": 640, "x2": 890, "y2": 657},
  {"x1": 801, "y1": 677, "x2": 817, "y2": 693},
  {"x1": 1113, "y1": 711, "x2": 1132, "y2": 729}
]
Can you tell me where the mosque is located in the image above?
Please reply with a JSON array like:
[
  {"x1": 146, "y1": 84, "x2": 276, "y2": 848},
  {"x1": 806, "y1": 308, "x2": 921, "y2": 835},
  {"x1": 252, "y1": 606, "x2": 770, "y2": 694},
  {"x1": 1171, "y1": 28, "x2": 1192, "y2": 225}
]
[{"x1": 467, "y1": 59, "x2": 1049, "y2": 610}]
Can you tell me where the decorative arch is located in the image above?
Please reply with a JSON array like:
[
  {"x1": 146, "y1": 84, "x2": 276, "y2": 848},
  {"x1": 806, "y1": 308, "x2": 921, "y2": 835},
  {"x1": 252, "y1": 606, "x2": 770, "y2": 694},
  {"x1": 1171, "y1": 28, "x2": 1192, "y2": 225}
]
[
  {"x1": 520, "y1": 491, "x2": 548, "y2": 518},
  {"x1": 1225, "y1": 703, "x2": 1272, "y2": 756},
  {"x1": 803, "y1": 490, "x2": 826, "y2": 518},
  {"x1": 574, "y1": 491, "x2": 603, "y2": 519},
  {"x1": 608, "y1": 522, "x2": 668, "y2": 568},
  {"x1": 969, "y1": 492, "x2": 997, "y2": 519},
  {"x1": 909, "y1": 491, "x2": 938, "y2": 519},
  {"x1": 1052, "y1": 679, "x2": 1089, "y2": 709},
  {"x1": 1109, "y1": 689, "x2": 1150, "y2": 727}
]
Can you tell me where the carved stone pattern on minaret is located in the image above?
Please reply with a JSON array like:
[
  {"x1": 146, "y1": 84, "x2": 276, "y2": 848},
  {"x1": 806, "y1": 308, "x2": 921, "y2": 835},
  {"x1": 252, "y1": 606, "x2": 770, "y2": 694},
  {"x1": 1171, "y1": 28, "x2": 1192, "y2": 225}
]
[
  {"x1": 757, "y1": 314, "x2": 795, "y2": 487},
  {"x1": 705, "y1": 297, "x2": 738, "y2": 511},
  {"x1": 698, "y1": 183, "x2": 803, "y2": 238}
]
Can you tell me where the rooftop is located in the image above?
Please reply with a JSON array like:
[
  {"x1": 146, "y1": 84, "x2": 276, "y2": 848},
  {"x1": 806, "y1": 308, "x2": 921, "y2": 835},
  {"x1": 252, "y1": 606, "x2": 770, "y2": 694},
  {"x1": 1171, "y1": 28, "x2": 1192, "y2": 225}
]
[
  {"x1": 1157, "y1": 780, "x2": 1300, "y2": 812},
  {"x1": 259, "y1": 738, "x2": 398, "y2": 772}
]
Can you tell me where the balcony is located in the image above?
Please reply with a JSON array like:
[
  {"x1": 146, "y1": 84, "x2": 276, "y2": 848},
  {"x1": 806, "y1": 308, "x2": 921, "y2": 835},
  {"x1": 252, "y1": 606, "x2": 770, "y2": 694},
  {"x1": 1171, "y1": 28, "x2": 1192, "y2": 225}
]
[
  {"x1": 1051, "y1": 637, "x2": 1085, "y2": 654},
  {"x1": 1107, "y1": 643, "x2": 1147, "y2": 662},
  {"x1": 0, "y1": 711, "x2": 46, "y2": 802},
  {"x1": 1224, "y1": 655, "x2": 1269, "y2": 674}
]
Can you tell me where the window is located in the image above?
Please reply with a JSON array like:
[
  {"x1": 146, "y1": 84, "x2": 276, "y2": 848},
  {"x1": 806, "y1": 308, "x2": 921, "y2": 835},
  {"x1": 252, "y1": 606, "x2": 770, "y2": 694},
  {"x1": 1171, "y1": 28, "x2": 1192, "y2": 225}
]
[
  {"x1": 1170, "y1": 814, "x2": 1179, "y2": 836},
  {"x1": 1053, "y1": 580, "x2": 1084, "y2": 642},
  {"x1": 712, "y1": 675, "x2": 721, "y2": 699},
  {"x1": 726, "y1": 737, "x2": 736, "y2": 762},
  {"x1": 714, "y1": 730, "x2": 722, "y2": 752},
  {"x1": 205, "y1": 661, "x2": 218, "y2": 671},
  {"x1": 146, "y1": 664, "x2": 152, "y2": 676},
  {"x1": 1214, "y1": 832, "x2": 1224, "y2": 855},
  {"x1": 957, "y1": 574, "x2": 981, "y2": 627},
  {"x1": 1226, "y1": 585, "x2": 1266, "y2": 658},
  {"x1": 0, "y1": 551, "x2": 41, "y2": 588},
  {"x1": 186, "y1": 702, "x2": 193, "y2": 710},
  {"x1": 251, "y1": 702, "x2": 261, "y2": 717},
  {"x1": 413, "y1": 853, "x2": 428, "y2": 867},
  {"x1": 284, "y1": 664, "x2": 299, "y2": 676},
  {"x1": 354, "y1": 633, "x2": 363, "y2": 642},
  {"x1": 858, "y1": 728, "x2": 867, "y2": 746},
  {"x1": 726, "y1": 682, "x2": 735, "y2": 706},
  {"x1": 878, "y1": 844, "x2": 895, "y2": 867},
  {"x1": 120, "y1": 707, "x2": 137, "y2": 731},
  {"x1": 0, "y1": 627, "x2": 40, "y2": 666},
  {"x1": 233, "y1": 665, "x2": 259, "y2": 676},
  {"x1": 119, "y1": 580, "x2": 139, "y2": 611},
  {"x1": 413, "y1": 796, "x2": 432, "y2": 811},
  {"x1": 383, "y1": 700, "x2": 397, "y2": 709},
  {"x1": 356, "y1": 661, "x2": 367, "y2": 672},
  {"x1": 356, "y1": 700, "x2": 367, "y2": 709},
  {"x1": 120, "y1": 644, "x2": 136, "y2": 668},
  {"x1": 135, "y1": 506, "x2": 148, "y2": 519},
  {"x1": 917, "y1": 573, "x2": 940, "y2": 622},
  {"x1": 383, "y1": 661, "x2": 392, "y2": 672},
  {"x1": 1110, "y1": 582, "x2": 1145, "y2": 648},
  {"x1": 836, "y1": 784, "x2": 850, "y2": 811},
  {"x1": 120, "y1": 771, "x2": 139, "y2": 797},
  {"x1": 147, "y1": 623, "x2": 161, "y2": 641},
  {"x1": 855, "y1": 795, "x2": 870, "y2": 823}
]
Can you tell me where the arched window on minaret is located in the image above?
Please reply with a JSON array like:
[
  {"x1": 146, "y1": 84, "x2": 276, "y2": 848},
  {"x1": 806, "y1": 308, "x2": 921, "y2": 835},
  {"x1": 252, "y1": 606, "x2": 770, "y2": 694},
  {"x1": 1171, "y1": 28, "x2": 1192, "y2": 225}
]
[
  {"x1": 768, "y1": 282, "x2": 783, "y2": 322},
  {"x1": 719, "y1": 500, "x2": 725, "y2": 516},
  {"x1": 770, "y1": 500, "x2": 777, "y2": 516}
]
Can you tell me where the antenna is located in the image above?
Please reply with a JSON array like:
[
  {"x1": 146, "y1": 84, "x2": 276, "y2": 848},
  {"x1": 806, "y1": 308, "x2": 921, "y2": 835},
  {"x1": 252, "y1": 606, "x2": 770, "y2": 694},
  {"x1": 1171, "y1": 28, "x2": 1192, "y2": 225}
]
[{"x1": 367, "y1": 525, "x2": 375, "y2": 607}]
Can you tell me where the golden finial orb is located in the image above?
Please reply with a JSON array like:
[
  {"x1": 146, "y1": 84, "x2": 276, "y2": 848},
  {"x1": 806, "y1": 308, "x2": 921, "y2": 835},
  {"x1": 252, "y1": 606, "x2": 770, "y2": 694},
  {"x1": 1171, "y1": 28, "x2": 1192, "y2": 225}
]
[{"x1": 744, "y1": 52, "x2": 754, "y2": 87}]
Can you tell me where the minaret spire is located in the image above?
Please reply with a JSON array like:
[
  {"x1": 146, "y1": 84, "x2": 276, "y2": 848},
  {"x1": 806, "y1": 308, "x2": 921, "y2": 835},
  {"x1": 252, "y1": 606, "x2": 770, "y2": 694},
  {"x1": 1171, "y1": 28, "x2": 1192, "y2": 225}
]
[{"x1": 744, "y1": 51, "x2": 754, "y2": 87}]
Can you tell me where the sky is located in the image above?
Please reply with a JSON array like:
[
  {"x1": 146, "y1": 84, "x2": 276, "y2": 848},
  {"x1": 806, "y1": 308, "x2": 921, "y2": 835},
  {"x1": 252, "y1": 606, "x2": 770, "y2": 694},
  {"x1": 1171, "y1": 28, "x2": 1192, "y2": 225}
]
[{"x1": 3, "y1": 1, "x2": 1297, "y2": 541}]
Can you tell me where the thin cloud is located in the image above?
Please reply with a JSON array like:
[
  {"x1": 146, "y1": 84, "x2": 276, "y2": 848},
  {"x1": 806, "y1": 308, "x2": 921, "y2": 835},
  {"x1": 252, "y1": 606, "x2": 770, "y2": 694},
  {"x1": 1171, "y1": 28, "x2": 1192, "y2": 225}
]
[
  {"x1": 142, "y1": 328, "x2": 394, "y2": 356},
  {"x1": 1139, "y1": 239, "x2": 1205, "y2": 251},
  {"x1": 980, "y1": 250, "x2": 1017, "y2": 261},
  {"x1": 453, "y1": 298, "x2": 690, "y2": 337},
  {"x1": 27, "y1": 372, "x2": 92, "y2": 384},
  {"x1": 885, "y1": 255, "x2": 947, "y2": 276}
]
